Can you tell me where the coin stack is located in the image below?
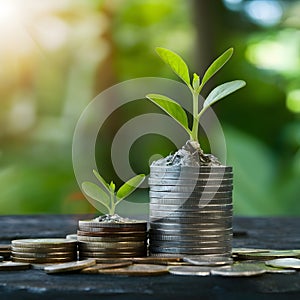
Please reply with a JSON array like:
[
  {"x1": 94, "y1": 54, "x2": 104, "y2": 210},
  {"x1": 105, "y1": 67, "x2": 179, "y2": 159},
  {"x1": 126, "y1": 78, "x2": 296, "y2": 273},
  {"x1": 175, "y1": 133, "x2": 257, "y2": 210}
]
[
  {"x1": 77, "y1": 217, "x2": 148, "y2": 259},
  {"x1": 11, "y1": 239, "x2": 77, "y2": 263},
  {"x1": 149, "y1": 165, "x2": 233, "y2": 257}
]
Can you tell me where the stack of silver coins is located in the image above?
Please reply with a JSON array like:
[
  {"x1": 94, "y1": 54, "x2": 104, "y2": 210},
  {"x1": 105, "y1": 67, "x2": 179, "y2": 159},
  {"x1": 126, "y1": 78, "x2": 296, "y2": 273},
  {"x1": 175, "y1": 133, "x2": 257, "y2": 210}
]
[
  {"x1": 77, "y1": 219, "x2": 148, "y2": 259},
  {"x1": 11, "y1": 239, "x2": 77, "y2": 263},
  {"x1": 149, "y1": 165, "x2": 233, "y2": 257}
]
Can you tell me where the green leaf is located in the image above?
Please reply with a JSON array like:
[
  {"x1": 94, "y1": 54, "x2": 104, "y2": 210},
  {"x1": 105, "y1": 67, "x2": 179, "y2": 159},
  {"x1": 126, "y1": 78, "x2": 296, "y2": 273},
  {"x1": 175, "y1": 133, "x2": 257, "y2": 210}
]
[
  {"x1": 199, "y1": 80, "x2": 246, "y2": 116},
  {"x1": 81, "y1": 181, "x2": 110, "y2": 210},
  {"x1": 156, "y1": 47, "x2": 191, "y2": 86},
  {"x1": 201, "y1": 48, "x2": 233, "y2": 88},
  {"x1": 116, "y1": 174, "x2": 145, "y2": 201},
  {"x1": 93, "y1": 169, "x2": 110, "y2": 194},
  {"x1": 146, "y1": 93, "x2": 190, "y2": 134},
  {"x1": 192, "y1": 73, "x2": 200, "y2": 90},
  {"x1": 109, "y1": 181, "x2": 115, "y2": 192}
]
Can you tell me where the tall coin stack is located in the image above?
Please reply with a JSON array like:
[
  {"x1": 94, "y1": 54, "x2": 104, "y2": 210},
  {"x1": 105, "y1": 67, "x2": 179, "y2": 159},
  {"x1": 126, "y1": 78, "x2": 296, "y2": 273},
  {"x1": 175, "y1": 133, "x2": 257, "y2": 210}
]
[
  {"x1": 78, "y1": 218, "x2": 148, "y2": 259},
  {"x1": 11, "y1": 239, "x2": 77, "y2": 263},
  {"x1": 149, "y1": 165, "x2": 233, "y2": 257}
]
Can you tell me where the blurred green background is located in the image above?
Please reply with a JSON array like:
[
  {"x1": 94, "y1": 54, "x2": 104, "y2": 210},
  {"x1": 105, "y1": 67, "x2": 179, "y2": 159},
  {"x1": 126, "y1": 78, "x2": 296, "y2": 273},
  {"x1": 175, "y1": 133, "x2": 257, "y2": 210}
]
[{"x1": 0, "y1": 0, "x2": 299, "y2": 215}]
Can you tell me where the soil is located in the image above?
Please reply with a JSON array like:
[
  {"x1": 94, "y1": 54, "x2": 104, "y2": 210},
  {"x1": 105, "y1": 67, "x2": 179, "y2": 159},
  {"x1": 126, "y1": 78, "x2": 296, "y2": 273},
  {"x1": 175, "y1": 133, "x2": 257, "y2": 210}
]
[
  {"x1": 94, "y1": 214, "x2": 145, "y2": 224},
  {"x1": 151, "y1": 140, "x2": 221, "y2": 167}
]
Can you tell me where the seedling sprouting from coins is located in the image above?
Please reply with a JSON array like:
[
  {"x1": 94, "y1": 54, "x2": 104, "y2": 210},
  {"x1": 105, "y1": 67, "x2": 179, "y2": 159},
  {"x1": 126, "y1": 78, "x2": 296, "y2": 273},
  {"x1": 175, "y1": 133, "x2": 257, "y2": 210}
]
[
  {"x1": 146, "y1": 47, "x2": 246, "y2": 146},
  {"x1": 82, "y1": 170, "x2": 145, "y2": 215}
]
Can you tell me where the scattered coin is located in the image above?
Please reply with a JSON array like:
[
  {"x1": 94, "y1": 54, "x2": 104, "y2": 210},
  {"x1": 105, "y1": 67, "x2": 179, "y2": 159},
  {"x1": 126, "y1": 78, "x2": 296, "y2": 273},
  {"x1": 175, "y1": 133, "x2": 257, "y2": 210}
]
[
  {"x1": 66, "y1": 234, "x2": 77, "y2": 240},
  {"x1": 0, "y1": 261, "x2": 31, "y2": 271},
  {"x1": 132, "y1": 257, "x2": 182, "y2": 265},
  {"x1": 80, "y1": 262, "x2": 133, "y2": 274},
  {"x1": 44, "y1": 259, "x2": 96, "y2": 274},
  {"x1": 211, "y1": 263, "x2": 266, "y2": 277},
  {"x1": 265, "y1": 258, "x2": 300, "y2": 269},
  {"x1": 168, "y1": 266, "x2": 211, "y2": 276},
  {"x1": 232, "y1": 248, "x2": 270, "y2": 254},
  {"x1": 237, "y1": 250, "x2": 300, "y2": 260},
  {"x1": 96, "y1": 264, "x2": 169, "y2": 276},
  {"x1": 183, "y1": 256, "x2": 233, "y2": 266}
]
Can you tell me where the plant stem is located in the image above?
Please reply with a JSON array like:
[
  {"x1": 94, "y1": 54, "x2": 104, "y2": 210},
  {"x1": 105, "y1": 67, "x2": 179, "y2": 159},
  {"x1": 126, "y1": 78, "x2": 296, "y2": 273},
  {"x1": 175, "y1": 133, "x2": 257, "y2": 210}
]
[{"x1": 191, "y1": 90, "x2": 199, "y2": 142}]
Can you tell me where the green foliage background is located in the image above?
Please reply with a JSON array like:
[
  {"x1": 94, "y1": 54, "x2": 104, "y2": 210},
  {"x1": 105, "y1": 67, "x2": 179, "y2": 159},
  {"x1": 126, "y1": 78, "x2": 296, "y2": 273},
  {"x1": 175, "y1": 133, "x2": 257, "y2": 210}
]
[{"x1": 0, "y1": 0, "x2": 299, "y2": 215}]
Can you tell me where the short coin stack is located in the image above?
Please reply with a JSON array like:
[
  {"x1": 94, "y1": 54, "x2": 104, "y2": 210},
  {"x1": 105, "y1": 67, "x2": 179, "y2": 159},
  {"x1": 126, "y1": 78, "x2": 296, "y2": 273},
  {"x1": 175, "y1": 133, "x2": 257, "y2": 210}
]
[
  {"x1": 149, "y1": 165, "x2": 233, "y2": 257},
  {"x1": 78, "y1": 215, "x2": 148, "y2": 259},
  {"x1": 11, "y1": 239, "x2": 77, "y2": 263}
]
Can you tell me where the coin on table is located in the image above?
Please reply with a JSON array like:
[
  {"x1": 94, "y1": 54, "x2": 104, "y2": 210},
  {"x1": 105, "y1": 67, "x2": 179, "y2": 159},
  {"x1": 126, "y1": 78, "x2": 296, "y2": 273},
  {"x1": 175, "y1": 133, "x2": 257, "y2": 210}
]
[
  {"x1": 265, "y1": 258, "x2": 300, "y2": 269},
  {"x1": 11, "y1": 239, "x2": 77, "y2": 249},
  {"x1": 237, "y1": 250, "x2": 300, "y2": 260},
  {"x1": 44, "y1": 259, "x2": 96, "y2": 274},
  {"x1": 66, "y1": 234, "x2": 77, "y2": 240},
  {"x1": 211, "y1": 263, "x2": 266, "y2": 277},
  {"x1": 168, "y1": 266, "x2": 211, "y2": 276},
  {"x1": 92, "y1": 258, "x2": 133, "y2": 264},
  {"x1": 232, "y1": 248, "x2": 270, "y2": 254},
  {"x1": 183, "y1": 256, "x2": 233, "y2": 266},
  {"x1": 80, "y1": 262, "x2": 133, "y2": 274},
  {"x1": 132, "y1": 257, "x2": 182, "y2": 265},
  {"x1": 0, "y1": 261, "x2": 31, "y2": 271},
  {"x1": 96, "y1": 264, "x2": 169, "y2": 276},
  {"x1": 249, "y1": 262, "x2": 297, "y2": 274}
]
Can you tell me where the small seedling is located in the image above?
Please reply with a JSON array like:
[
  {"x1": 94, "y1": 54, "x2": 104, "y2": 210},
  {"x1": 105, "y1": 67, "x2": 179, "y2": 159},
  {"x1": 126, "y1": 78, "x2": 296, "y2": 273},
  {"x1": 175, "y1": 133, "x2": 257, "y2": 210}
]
[
  {"x1": 82, "y1": 170, "x2": 145, "y2": 215},
  {"x1": 146, "y1": 47, "x2": 246, "y2": 145}
]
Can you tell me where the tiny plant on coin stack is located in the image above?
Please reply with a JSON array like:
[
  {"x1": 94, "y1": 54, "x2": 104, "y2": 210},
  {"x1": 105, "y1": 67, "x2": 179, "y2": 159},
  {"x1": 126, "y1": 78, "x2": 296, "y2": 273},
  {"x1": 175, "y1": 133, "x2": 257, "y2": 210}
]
[
  {"x1": 146, "y1": 47, "x2": 246, "y2": 257},
  {"x1": 78, "y1": 170, "x2": 148, "y2": 259},
  {"x1": 82, "y1": 169, "x2": 145, "y2": 215},
  {"x1": 146, "y1": 47, "x2": 246, "y2": 148}
]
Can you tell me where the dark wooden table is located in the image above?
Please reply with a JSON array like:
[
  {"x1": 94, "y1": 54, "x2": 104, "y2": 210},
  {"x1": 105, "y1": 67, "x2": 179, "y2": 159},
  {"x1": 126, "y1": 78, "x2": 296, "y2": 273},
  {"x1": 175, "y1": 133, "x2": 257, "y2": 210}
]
[{"x1": 1, "y1": 214, "x2": 300, "y2": 300}]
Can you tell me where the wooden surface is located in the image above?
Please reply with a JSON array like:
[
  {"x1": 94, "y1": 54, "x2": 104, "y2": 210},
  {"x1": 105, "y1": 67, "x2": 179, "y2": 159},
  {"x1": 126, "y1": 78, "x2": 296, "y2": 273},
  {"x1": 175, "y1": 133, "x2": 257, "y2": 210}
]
[{"x1": 0, "y1": 214, "x2": 300, "y2": 299}]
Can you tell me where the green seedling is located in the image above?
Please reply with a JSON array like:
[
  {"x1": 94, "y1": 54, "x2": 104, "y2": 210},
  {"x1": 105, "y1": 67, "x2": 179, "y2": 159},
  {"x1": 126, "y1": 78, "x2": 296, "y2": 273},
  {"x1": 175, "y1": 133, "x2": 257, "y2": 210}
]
[
  {"x1": 82, "y1": 170, "x2": 145, "y2": 215},
  {"x1": 146, "y1": 47, "x2": 246, "y2": 145}
]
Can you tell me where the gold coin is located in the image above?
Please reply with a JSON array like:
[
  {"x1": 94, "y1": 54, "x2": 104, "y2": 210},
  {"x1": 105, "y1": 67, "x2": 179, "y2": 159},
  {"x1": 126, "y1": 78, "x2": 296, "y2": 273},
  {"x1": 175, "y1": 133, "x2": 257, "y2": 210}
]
[
  {"x1": 11, "y1": 251, "x2": 76, "y2": 259},
  {"x1": 12, "y1": 256, "x2": 75, "y2": 264},
  {"x1": 0, "y1": 261, "x2": 31, "y2": 271},
  {"x1": 80, "y1": 262, "x2": 133, "y2": 274}
]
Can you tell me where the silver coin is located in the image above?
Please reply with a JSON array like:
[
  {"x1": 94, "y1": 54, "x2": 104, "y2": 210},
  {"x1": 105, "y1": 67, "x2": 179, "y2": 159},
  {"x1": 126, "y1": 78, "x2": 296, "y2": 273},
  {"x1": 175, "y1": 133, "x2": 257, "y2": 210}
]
[
  {"x1": 150, "y1": 186, "x2": 233, "y2": 193},
  {"x1": 150, "y1": 166, "x2": 232, "y2": 173},
  {"x1": 44, "y1": 259, "x2": 96, "y2": 274},
  {"x1": 149, "y1": 214, "x2": 232, "y2": 221},
  {"x1": 150, "y1": 203, "x2": 233, "y2": 211},
  {"x1": 183, "y1": 255, "x2": 233, "y2": 266},
  {"x1": 78, "y1": 220, "x2": 147, "y2": 229},
  {"x1": 265, "y1": 258, "x2": 300, "y2": 269},
  {"x1": 149, "y1": 246, "x2": 231, "y2": 255},
  {"x1": 149, "y1": 178, "x2": 233, "y2": 185},
  {"x1": 150, "y1": 242, "x2": 232, "y2": 250},
  {"x1": 150, "y1": 227, "x2": 232, "y2": 235},
  {"x1": 150, "y1": 198, "x2": 232, "y2": 206},
  {"x1": 232, "y1": 248, "x2": 270, "y2": 254},
  {"x1": 149, "y1": 191, "x2": 232, "y2": 199},
  {"x1": 66, "y1": 234, "x2": 78, "y2": 240},
  {"x1": 150, "y1": 172, "x2": 233, "y2": 179},
  {"x1": 168, "y1": 266, "x2": 211, "y2": 276},
  {"x1": 150, "y1": 219, "x2": 232, "y2": 227},
  {"x1": 149, "y1": 233, "x2": 232, "y2": 242},
  {"x1": 11, "y1": 251, "x2": 76, "y2": 259},
  {"x1": 77, "y1": 235, "x2": 146, "y2": 243},
  {"x1": 77, "y1": 241, "x2": 145, "y2": 248},
  {"x1": 211, "y1": 263, "x2": 266, "y2": 277},
  {"x1": 237, "y1": 250, "x2": 300, "y2": 260},
  {"x1": 11, "y1": 238, "x2": 77, "y2": 248}
]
